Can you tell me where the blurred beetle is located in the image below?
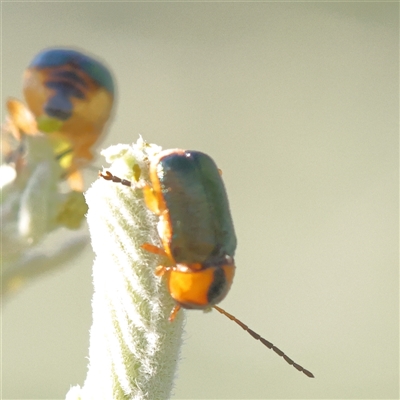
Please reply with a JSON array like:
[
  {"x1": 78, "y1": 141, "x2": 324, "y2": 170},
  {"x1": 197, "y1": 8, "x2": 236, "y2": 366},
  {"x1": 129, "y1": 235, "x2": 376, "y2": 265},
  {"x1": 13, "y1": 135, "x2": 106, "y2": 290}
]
[{"x1": 6, "y1": 48, "x2": 115, "y2": 190}]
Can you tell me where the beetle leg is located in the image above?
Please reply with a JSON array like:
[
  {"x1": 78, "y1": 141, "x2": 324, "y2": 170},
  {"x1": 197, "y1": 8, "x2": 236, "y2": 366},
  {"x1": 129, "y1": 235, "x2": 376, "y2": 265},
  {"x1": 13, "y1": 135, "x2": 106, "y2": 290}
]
[
  {"x1": 141, "y1": 242, "x2": 167, "y2": 257},
  {"x1": 141, "y1": 243, "x2": 174, "y2": 276},
  {"x1": 154, "y1": 265, "x2": 165, "y2": 276},
  {"x1": 168, "y1": 304, "x2": 181, "y2": 322},
  {"x1": 154, "y1": 265, "x2": 174, "y2": 277}
]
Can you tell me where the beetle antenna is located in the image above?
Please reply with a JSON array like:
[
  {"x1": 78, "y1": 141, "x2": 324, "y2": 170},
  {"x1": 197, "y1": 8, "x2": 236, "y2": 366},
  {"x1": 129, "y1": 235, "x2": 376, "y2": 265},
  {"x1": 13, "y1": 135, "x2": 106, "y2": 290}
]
[
  {"x1": 99, "y1": 170, "x2": 132, "y2": 187},
  {"x1": 213, "y1": 305, "x2": 314, "y2": 378}
]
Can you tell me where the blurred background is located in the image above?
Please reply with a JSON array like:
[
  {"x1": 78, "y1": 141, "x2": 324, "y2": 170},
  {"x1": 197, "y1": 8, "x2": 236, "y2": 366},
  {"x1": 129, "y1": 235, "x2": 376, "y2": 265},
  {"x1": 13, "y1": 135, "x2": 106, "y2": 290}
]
[{"x1": 1, "y1": 2, "x2": 398, "y2": 399}]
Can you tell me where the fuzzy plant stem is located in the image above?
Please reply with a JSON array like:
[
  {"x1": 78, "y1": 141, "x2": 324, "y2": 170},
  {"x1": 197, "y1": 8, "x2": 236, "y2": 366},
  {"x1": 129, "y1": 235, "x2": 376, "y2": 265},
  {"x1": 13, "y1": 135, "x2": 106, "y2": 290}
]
[
  {"x1": 66, "y1": 139, "x2": 183, "y2": 400},
  {"x1": 1, "y1": 134, "x2": 88, "y2": 298}
]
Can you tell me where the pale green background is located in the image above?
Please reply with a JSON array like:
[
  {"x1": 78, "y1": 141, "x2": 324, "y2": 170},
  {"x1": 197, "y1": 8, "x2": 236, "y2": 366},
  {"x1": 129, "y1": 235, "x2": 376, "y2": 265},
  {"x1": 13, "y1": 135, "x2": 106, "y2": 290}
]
[{"x1": 1, "y1": 2, "x2": 398, "y2": 399}]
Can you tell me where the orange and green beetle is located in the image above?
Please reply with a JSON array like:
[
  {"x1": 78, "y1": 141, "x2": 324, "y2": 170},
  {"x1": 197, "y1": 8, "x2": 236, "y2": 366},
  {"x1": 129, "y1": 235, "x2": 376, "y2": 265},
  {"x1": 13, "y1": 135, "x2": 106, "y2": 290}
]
[
  {"x1": 6, "y1": 48, "x2": 114, "y2": 190},
  {"x1": 101, "y1": 148, "x2": 314, "y2": 378},
  {"x1": 143, "y1": 149, "x2": 237, "y2": 318}
]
